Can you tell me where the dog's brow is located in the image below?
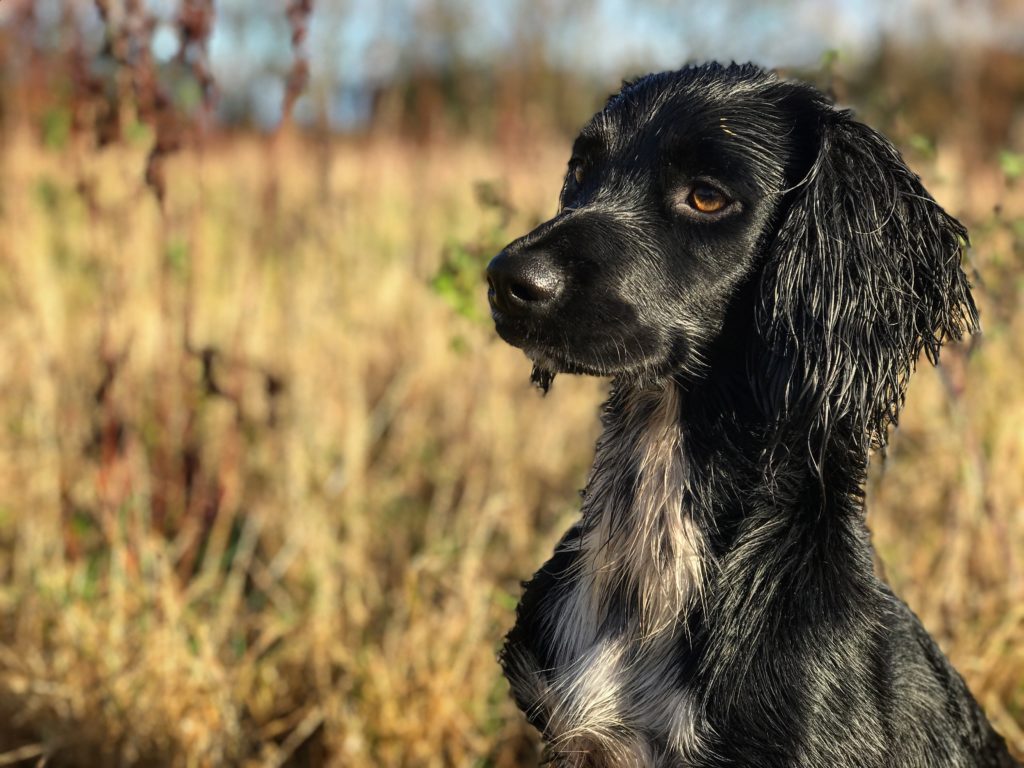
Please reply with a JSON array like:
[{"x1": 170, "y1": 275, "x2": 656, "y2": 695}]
[{"x1": 572, "y1": 131, "x2": 605, "y2": 161}]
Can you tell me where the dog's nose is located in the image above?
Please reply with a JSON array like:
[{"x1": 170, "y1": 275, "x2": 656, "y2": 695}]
[{"x1": 486, "y1": 249, "x2": 565, "y2": 316}]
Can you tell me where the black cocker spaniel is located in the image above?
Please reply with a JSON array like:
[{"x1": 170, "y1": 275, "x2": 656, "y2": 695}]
[{"x1": 487, "y1": 62, "x2": 1018, "y2": 767}]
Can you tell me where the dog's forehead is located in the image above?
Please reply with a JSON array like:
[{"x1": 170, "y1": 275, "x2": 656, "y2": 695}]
[
  {"x1": 588, "y1": 67, "x2": 789, "y2": 152},
  {"x1": 573, "y1": 65, "x2": 797, "y2": 190}
]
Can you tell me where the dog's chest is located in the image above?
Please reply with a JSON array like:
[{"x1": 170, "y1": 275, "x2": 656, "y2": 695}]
[{"x1": 503, "y1": 384, "x2": 709, "y2": 766}]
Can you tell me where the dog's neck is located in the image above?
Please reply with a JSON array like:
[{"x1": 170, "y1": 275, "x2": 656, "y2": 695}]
[
  {"x1": 575, "y1": 349, "x2": 876, "y2": 617},
  {"x1": 561, "y1": 381, "x2": 706, "y2": 650},
  {"x1": 502, "y1": 371, "x2": 881, "y2": 763},
  {"x1": 504, "y1": 379, "x2": 712, "y2": 762}
]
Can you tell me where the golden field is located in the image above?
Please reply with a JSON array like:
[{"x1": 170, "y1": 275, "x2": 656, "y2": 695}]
[{"x1": 0, "y1": 125, "x2": 1021, "y2": 767}]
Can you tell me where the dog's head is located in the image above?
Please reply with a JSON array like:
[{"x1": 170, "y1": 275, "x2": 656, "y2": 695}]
[
  {"x1": 488, "y1": 64, "x2": 797, "y2": 383},
  {"x1": 487, "y1": 62, "x2": 977, "y2": 447}
]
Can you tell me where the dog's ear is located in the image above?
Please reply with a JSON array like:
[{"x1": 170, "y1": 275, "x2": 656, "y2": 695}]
[{"x1": 756, "y1": 107, "x2": 978, "y2": 456}]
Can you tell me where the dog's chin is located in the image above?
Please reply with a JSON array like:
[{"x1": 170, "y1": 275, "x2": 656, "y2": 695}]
[
  {"x1": 522, "y1": 344, "x2": 619, "y2": 375},
  {"x1": 523, "y1": 345, "x2": 675, "y2": 394}
]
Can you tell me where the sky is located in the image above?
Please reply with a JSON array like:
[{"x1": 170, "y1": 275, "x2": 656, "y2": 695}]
[
  {"x1": 209, "y1": 0, "x2": 1024, "y2": 126},
  {"x1": 5, "y1": 0, "x2": 1023, "y2": 129}
]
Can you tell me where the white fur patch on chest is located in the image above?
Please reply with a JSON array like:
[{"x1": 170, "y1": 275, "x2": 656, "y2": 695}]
[{"x1": 514, "y1": 382, "x2": 710, "y2": 766}]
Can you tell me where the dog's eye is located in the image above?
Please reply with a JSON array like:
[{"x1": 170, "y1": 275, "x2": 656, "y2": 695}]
[
  {"x1": 572, "y1": 163, "x2": 585, "y2": 185},
  {"x1": 687, "y1": 184, "x2": 729, "y2": 214}
]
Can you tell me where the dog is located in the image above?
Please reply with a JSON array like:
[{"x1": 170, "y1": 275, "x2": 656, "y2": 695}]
[{"x1": 486, "y1": 63, "x2": 1018, "y2": 767}]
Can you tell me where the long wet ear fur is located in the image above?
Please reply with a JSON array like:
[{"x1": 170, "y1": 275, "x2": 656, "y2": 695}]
[{"x1": 756, "y1": 104, "x2": 979, "y2": 462}]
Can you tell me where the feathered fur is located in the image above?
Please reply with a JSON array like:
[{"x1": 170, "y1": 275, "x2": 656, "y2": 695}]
[{"x1": 486, "y1": 63, "x2": 1016, "y2": 767}]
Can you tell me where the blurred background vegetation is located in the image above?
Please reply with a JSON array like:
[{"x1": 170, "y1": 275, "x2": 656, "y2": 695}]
[{"x1": 0, "y1": 1, "x2": 1021, "y2": 765}]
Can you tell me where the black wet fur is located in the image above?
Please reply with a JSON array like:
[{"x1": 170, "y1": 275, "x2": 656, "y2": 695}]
[{"x1": 486, "y1": 63, "x2": 1018, "y2": 767}]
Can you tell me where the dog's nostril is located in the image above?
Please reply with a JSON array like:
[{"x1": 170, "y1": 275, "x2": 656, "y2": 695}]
[
  {"x1": 486, "y1": 249, "x2": 565, "y2": 315},
  {"x1": 509, "y1": 276, "x2": 556, "y2": 304}
]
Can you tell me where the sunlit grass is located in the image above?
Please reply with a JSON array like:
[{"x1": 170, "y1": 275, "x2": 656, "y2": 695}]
[{"x1": 0, "y1": 128, "x2": 1020, "y2": 765}]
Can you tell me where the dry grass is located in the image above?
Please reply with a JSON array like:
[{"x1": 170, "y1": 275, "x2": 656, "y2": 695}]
[{"x1": 0, "y1": 125, "x2": 1020, "y2": 766}]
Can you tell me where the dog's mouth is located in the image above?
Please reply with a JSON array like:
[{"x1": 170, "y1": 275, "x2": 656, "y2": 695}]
[
  {"x1": 493, "y1": 311, "x2": 590, "y2": 366},
  {"x1": 492, "y1": 308, "x2": 675, "y2": 391}
]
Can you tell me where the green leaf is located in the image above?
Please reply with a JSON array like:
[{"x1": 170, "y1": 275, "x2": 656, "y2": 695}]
[
  {"x1": 41, "y1": 108, "x2": 71, "y2": 150},
  {"x1": 908, "y1": 134, "x2": 935, "y2": 159},
  {"x1": 166, "y1": 238, "x2": 189, "y2": 279},
  {"x1": 999, "y1": 150, "x2": 1024, "y2": 181}
]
